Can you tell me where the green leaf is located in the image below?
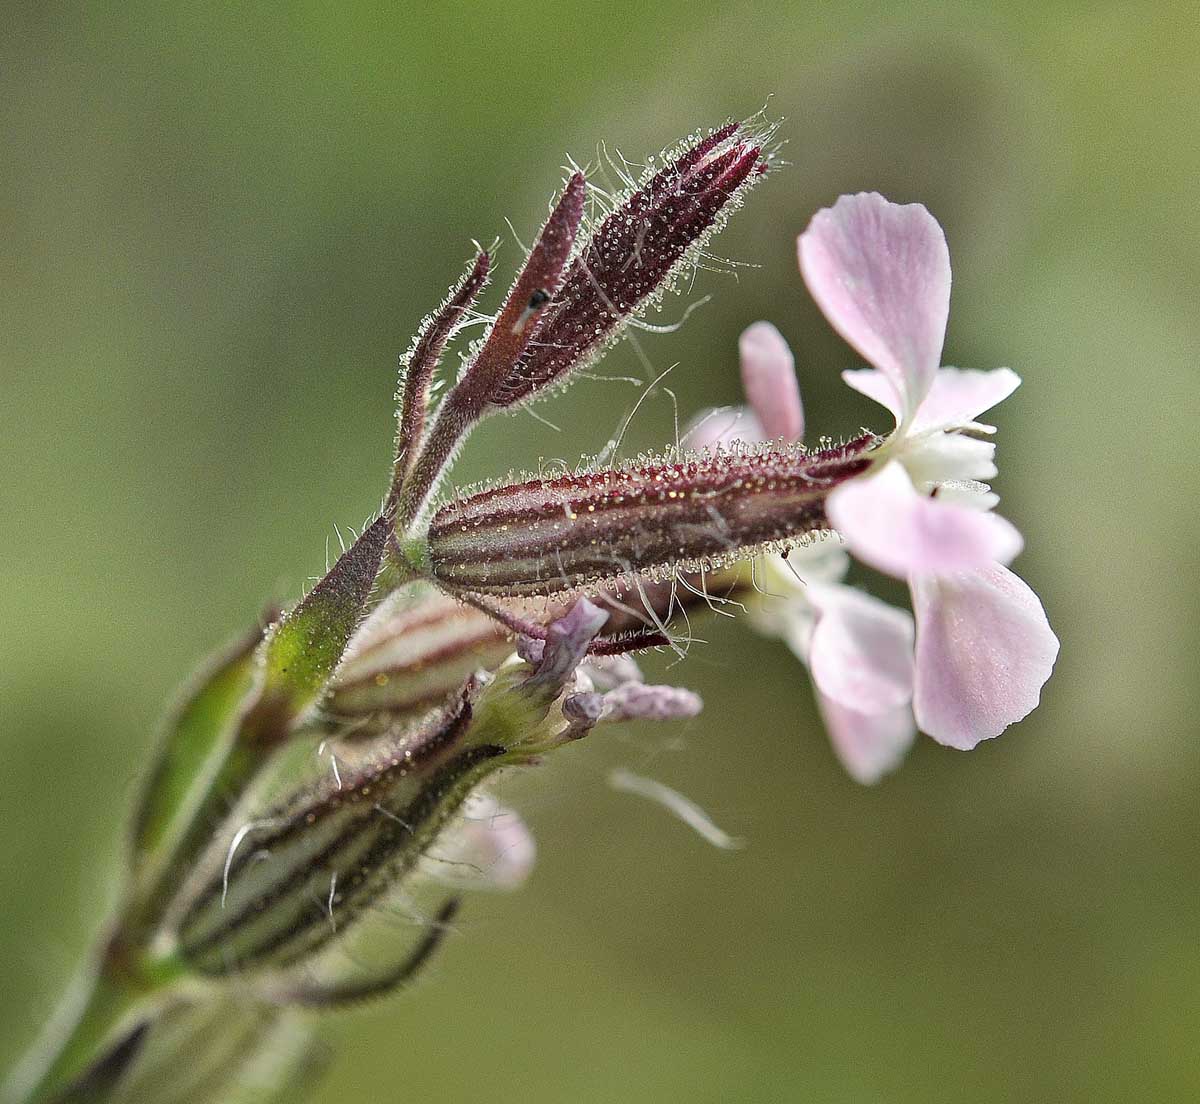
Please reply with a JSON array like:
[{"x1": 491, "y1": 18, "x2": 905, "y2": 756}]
[
  {"x1": 127, "y1": 519, "x2": 388, "y2": 935},
  {"x1": 131, "y1": 621, "x2": 266, "y2": 890},
  {"x1": 257, "y1": 515, "x2": 390, "y2": 726},
  {"x1": 104, "y1": 998, "x2": 323, "y2": 1104}
]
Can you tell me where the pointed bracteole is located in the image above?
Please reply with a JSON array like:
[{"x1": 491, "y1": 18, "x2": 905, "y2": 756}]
[
  {"x1": 395, "y1": 174, "x2": 586, "y2": 530},
  {"x1": 248, "y1": 514, "x2": 391, "y2": 745},
  {"x1": 390, "y1": 250, "x2": 491, "y2": 507},
  {"x1": 129, "y1": 613, "x2": 273, "y2": 918},
  {"x1": 273, "y1": 898, "x2": 462, "y2": 1009}
]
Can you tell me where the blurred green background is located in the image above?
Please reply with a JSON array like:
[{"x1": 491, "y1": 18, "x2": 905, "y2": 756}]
[{"x1": 3, "y1": 2, "x2": 1198, "y2": 1101}]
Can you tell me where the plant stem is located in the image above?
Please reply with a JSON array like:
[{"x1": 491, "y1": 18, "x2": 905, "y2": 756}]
[{"x1": 5, "y1": 944, "x2": 171, "y2": 1104}]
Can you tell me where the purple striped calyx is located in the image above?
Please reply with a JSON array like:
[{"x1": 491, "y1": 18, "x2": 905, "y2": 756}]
[{"x1": 426, "y1": 436, "x2": 876, "y2": 598}]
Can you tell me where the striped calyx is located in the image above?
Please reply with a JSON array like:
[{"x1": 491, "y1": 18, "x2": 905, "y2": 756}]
[
  {"x1": 426, "y1": 437, "x2": 877, "y2": 597},
  {"x1": 171, "y1": 695, "x2": 504, "y2": 974},
  {"x1": 328, "y1": 591, "x2": 512, "y2": 718},
  {"x1": 165, "y1": 598, "x2": 611, "y2": 977}
]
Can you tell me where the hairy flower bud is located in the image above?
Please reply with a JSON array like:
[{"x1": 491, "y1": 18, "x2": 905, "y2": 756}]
[
  {"x1": 162, "y1": 600, "x2": 623, "y2": 977},
  {"x1": 492, "y1": 124, "x2": 768, "y2": 407},
  {"x1": 419, "y1": 792, "x2": 536, "y2": 892},
  {"x1": 327, "y1": 591, "x2": 512, "y2": 718},
  {"x1": 167, "y1": 693, "x2": 503, "y2": 974},
  {"x1": 391, "y1": 122, "x2": 772, "y2": 531},
  {"x1": 425, "y1": 437, "x2": 875, "y2": 597}
]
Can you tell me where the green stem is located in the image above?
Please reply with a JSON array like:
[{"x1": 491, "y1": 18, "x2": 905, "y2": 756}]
[{"x1": 5, "y1": 946, "x2": 175, "y2": 1104}]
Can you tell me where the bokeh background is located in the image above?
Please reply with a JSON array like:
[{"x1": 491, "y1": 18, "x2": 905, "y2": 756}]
[{"x1": 3, "y1": 2, "x2": 1199, "y2": 1101}]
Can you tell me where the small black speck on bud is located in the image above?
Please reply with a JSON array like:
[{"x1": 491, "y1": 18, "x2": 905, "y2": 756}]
[{"x1": 489, "y1": 123, "x2": 770, "y2": 409}]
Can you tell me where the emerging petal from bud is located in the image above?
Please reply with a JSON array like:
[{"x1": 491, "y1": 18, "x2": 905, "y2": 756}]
[
  {"x1": 594, "y1": 680, "x2": 703, "y2": 722},
  {"x1": 739, "y1": 321, "x2": 803, "y2": 442},
  {"x1": 421, "y1": 793, "x2": 536, "y2": 891},
  {"x1": 426, "y1": 437, "x2": 874, "y2": 598},
  {"x1": 521, "y1": 598, "x2": 609, "y2": 698}
]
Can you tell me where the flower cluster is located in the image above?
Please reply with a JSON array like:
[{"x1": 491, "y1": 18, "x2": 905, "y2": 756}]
[
  {"x1": 696, "y1": 192, "x2": 1058, "y2": 782},
  {"x1": 11, "y1": 121, "x2": 777, "y2": 1104},
  {"x1": 12, "y1": 127, "x2": 1058, "y2": 1104}
]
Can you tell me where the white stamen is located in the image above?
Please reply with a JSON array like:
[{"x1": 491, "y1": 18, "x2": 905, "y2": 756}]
[{"x1": 608, "y1": 768, "x2": 745, "y2": 850}]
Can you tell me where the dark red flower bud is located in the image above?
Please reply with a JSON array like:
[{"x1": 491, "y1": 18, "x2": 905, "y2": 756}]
[{"x1": 491, "y1": 125, "x2": 768, "y2": 409}]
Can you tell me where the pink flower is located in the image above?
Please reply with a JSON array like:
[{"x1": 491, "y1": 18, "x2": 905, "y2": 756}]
[
  {"x1": 703, "y1": 192, "x2": 1058, "y2": 780},
  {"x1": 421, "y1": 792, "x2": 537, "y2": 891},
  {"x1": 693, "y1": 320, "x2": 919, "y2": 783}
]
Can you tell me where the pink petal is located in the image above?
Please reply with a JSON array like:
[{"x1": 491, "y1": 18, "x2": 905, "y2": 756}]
[
  {"x1": 826, "y1": 461, "x2": 1023, "y2": 580},
  {"x1": 685, "y1": 405, "x2": 766, "y2": 450},
  {"x1": 422, "y1": 796, "x2": 537, "y2": 891},
  {"x1": 909, "y1": 368, "x2": 1021, "y2": 433},
  {"x1": 799, "y1": 192, "x2": 950, "y2": 420},
  {"x1": 911, "y1": 564, "x2": 1060, "y2": 749},
  {"x1": 739, "y1": 321, "x2": 804, "y2": 441},
  {"x1": 842, "y1": 368, "x2": 904, "y2": 422},
  {"x1": 842, "y1": 367, "x2": 1021, "y2": 432},
  {"x1": 816, "y1": 692, "x2": 917, "y2": 785},
  {"x1": 806, "y1": 581, "x2": 914, "y2": 713}
]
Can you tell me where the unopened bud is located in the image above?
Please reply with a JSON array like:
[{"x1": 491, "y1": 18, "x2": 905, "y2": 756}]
[
  {"x1": 328, "y1": 590, "x2": 511, "y2": 718},
  {"x1": 599, "y1": 681, "x2": 703, "y2": 722},
  {"x1": 167, "y1": 693, "x2": 502, "y2": 975},
  {"x1": 492, "y1": 124, "x2": 769, "y2": 407}
]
